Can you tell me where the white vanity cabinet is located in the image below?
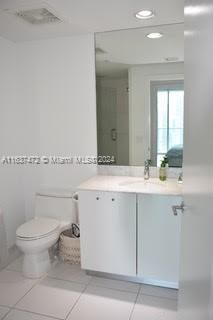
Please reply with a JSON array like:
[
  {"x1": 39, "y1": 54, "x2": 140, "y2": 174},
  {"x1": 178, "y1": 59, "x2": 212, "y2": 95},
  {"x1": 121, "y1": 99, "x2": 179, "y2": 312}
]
[
  {"x1": 78, "y1": 190, "x2": 137, "y2": 276},
  {"x1": 137, "y1": 194, "x2": 182, "y2": 288},
  {"x1": 78, "y1": 176, "x2": 183, "y2": 288}
]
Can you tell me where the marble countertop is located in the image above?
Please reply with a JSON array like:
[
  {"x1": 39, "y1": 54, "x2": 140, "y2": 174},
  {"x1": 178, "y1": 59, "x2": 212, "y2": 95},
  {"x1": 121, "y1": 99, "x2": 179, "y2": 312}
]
[{"x1": 78, "y1": 175, "x2": 183, "y2": 196}]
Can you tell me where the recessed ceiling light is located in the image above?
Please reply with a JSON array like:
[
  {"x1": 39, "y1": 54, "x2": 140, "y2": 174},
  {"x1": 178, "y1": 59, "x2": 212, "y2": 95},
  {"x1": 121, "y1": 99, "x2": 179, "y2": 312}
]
[
  {"x1": 184, "y1": 5, "x2": 208, "y2": 16},
  {"x1": 146, "y1": 32, "x2": 163, "y2": 39},
  {"x1": 135, "y1": 10, "x2": 154, "y2": 20}
]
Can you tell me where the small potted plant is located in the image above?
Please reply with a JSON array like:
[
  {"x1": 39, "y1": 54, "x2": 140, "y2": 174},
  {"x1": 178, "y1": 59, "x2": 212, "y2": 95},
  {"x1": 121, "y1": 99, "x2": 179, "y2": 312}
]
[{"x1": 159, "y1": 156, "x2": 168, "y2": 181}]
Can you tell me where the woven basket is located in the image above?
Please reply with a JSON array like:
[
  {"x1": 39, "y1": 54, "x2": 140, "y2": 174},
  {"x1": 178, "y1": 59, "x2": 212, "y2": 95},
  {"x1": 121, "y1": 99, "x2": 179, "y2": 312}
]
[{"x1": 59, "y1": 233, "x2": 80, "y2": 264}]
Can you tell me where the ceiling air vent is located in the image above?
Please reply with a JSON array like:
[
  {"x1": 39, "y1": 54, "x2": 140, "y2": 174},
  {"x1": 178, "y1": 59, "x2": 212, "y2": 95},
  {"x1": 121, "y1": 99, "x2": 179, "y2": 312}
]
[
  {"x1": 15, "y1": 8, "x2": 60, "y2": 24},
  {"x1": 164, "y1": 57, "x2": 179, "y2": 62}
]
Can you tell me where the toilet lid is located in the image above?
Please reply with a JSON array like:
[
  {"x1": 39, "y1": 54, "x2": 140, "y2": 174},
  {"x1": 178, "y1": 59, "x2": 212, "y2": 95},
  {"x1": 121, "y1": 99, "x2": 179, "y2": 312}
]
[{"x1": 16, "y1": 217, "x2": 60, "y2": 239}]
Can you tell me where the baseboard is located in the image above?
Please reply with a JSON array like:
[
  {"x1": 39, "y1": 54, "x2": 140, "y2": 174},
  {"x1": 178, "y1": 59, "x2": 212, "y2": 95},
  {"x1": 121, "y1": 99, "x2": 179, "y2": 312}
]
[
  {"x1": 86, "y1": 270, "x2": 179, "y2": 289},
  {"x1": 2, "y1": 245, "x2": 21, "y2": 269}
]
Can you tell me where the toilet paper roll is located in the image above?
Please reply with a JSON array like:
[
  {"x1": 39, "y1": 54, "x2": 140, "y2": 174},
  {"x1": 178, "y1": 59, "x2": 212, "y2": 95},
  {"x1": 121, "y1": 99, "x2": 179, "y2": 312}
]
[{"x1": 0, "y1": 209, "x2": 8, "y2": 269}]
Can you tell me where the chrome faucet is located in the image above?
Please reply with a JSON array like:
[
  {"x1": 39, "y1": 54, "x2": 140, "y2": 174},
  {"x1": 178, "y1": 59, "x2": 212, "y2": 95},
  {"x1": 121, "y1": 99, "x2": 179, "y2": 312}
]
[{"x1": 144, "y1": 160, "x2": 151, "y2": 180}]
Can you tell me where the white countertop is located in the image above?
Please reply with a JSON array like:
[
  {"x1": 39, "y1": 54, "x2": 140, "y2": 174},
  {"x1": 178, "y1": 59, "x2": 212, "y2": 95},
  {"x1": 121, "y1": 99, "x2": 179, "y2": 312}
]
[{"x1": 78, "y1": 175, "x2": 182, "y2": 196}]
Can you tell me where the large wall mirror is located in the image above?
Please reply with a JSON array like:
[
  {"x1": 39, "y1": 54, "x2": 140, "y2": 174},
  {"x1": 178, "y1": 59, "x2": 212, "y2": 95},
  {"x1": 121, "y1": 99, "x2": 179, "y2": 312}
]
[{"x1": 95, "y1": 23, "x2": 184, "y2": 167}]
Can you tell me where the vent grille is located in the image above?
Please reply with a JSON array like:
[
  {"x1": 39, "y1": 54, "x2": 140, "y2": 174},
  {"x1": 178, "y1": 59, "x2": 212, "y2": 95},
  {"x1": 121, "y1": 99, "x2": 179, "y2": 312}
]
[{"x1": 16, "y1": 8, "x2": 60, "y2": 24}]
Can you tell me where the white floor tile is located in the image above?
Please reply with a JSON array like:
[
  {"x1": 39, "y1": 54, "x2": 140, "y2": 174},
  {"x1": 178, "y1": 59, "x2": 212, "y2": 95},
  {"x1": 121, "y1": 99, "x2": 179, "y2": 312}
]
[
  {"x1": 67, "y1": 285, "x2": 137, "y2": 320},
  {"x1": 4, "y1": 309, "x2": 55, "y2": 320},
  {"x1": 131, "y1": 294, "x2": 178, "y2": 320},
  {"x1": 0, "y1": 270, "x2": 37, "y2": 307},
  {"x1": 17, "y1": 277, "x2": 86, "y2": 319},
  {"x1": 140, "y1": 284, "x2": 178, "y2": 300},
  {"x1": 6, "y1": 256, "x2": 23, "y2": 273},
  {"x1": 48, "y1": 262, "x2": 92, "y2": 285},
  {"x1": 90, "y1": 276, "x2": 140, "y2": 293},
  {"x1": 0, "y1": 306, "x2": 9, "y2": 319}
]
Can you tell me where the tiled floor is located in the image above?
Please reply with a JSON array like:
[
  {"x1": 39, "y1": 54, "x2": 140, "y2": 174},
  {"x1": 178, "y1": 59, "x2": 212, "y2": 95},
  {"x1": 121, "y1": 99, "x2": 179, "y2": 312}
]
[{"x1": 0, "y1": 257, "x2": 178, "y2": 319}]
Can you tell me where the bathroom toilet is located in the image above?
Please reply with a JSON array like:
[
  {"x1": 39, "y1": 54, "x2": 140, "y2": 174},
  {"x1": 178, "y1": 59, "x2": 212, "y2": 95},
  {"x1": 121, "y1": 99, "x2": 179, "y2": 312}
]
[{"x1": 16, "y1": 190, "x2": 77, "y2": 278}]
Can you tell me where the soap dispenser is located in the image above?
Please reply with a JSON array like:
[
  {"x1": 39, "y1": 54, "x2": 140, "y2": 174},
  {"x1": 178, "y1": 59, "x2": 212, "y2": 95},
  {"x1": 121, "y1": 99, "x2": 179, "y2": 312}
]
[{"x1": 159, "y1": 156, "x2": 168, "y2": 181}]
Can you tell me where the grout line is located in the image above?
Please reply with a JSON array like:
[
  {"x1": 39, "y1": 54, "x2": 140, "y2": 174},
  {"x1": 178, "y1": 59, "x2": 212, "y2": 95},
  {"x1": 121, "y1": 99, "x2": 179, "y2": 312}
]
[
  {"x1": 47, "y1": 275, "x2": 92, "y2": 287},
  {"x1": 86, "y1": 272, "x2": 141, "y2": 294},
  {"x1": 12, "y1": 273, "x2": 47, "y2": 308},
  {"x1": 0, "y1": 264, "x2": 92, "y2": 320},
  {"x1": 65, "y1": 287, "x2": 87, "y2": 320},
  {"x1": 48, "y1": 271, "x2": 140, "y2": 294},
  {"x1": 128, "y1": 285, "x2": 141, "y2": 320},
  {"x1": 64, "y1": 278, "x2": 92, "y2": 320},
  {"x1": 86, "y1": 273, "x2": 94, "y2": 286},
  {"x1": 12, "y1": 306, "x2": 61, "y2": 320},
  {"x1": 1, "y1": 307, "x2": 12, "y2": 320},
  {"x1": 8, "y1": 272, "x2": 87, "y2": 320},
  {"x1": 0, "y1": 271, "x2": 47, "y2": 317},
  {"x1": 1, "y1": 264, "x2": 178, "y2": 319}
]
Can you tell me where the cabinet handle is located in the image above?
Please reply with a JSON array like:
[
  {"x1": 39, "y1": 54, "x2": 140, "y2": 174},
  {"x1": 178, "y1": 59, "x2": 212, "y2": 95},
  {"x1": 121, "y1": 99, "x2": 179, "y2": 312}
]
[{"x1": 172, "y1": 201, "x2": 185, "y2": 216}]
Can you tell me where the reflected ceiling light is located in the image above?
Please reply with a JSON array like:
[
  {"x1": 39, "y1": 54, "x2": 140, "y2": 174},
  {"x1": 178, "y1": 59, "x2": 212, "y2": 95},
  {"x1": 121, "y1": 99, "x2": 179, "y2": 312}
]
[
  {"x1": 146, "y1": 32, "x2": 163, "y2": 39},
  {"x1": 184, "y1": 5, "x2": 208, "y2": 16},
  {"x1": 135, "y1": 10, "x2": 154, "y2": 19},
  {"x1": 184, "y1": 30, "x2": 195, "y2": 37}
]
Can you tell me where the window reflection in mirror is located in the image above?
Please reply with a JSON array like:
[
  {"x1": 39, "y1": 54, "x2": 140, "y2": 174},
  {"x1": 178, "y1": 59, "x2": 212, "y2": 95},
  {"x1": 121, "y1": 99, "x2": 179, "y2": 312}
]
[
  {"x1": 150, "y1": 81, "x2": 184, "y2": 167},
  {"x1": 95, "y1": 24, "x2": 184, "y2": 167}
]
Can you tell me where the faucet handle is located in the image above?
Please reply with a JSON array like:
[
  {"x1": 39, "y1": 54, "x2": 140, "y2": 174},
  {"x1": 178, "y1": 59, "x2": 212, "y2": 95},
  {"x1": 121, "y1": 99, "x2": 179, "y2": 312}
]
[
  {"x1": 145, "y1": 159, "x2": 151, "y2": 166},
  {"x1": 144, "y1": 159, "x2": 151, "y2": 180}
]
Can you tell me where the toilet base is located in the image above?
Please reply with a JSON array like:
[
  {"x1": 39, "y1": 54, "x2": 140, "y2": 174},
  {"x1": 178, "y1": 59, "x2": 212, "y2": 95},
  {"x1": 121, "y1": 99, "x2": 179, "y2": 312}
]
[{"x1": 23, "y1": 250, "x2": 51, "y2": 278}]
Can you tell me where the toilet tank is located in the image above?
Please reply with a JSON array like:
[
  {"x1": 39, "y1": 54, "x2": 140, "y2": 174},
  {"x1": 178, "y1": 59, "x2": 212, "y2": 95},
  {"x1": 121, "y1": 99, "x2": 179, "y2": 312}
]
[{"x1": 35, "y1": 189, "x2": 77, "y2": 225}]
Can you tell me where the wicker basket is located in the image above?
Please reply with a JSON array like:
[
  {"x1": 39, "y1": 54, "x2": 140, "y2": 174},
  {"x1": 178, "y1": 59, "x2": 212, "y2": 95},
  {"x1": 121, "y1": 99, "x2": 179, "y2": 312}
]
[{"x1": 59, "y1": 232, "x2": 80, "y2": 264}]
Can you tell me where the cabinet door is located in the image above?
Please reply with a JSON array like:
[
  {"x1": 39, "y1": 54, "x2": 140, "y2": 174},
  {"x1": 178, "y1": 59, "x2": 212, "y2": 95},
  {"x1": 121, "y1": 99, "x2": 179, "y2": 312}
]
[
  {"x1": 137, "y1": 194, "x2": 182, "y2": 288},
  {"x1": 79, "y1": 191, "x2": 136, "y2": 276}
]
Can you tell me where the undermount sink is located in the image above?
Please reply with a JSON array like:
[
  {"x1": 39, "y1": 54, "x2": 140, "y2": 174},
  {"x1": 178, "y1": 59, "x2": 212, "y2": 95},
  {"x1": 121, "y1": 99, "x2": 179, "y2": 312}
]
[
  {"x1": 118, "y1": 177, "x2": 182, "y2": 195},
  {"x1": 119, "y1": 178, "x2": 165, "y2": 187},
  {"x1": 78, "y1": 175, "x2": 182, "y2": 196}
]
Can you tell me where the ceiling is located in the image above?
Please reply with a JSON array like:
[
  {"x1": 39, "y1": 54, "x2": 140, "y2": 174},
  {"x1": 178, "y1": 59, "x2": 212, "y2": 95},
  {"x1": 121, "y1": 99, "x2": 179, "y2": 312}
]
[
  {"x1": 0, "y1": 0, "x2": 183, "y2": 42},
  {"x1": 96, "y1": 23, "x2": 184, "y2": 77}
]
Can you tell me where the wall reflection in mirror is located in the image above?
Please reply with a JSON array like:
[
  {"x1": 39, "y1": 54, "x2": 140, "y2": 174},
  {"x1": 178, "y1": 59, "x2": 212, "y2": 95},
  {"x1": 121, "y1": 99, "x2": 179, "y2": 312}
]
[{"x1": 95, "y1": 23, "x2": 184, "y2": 167}]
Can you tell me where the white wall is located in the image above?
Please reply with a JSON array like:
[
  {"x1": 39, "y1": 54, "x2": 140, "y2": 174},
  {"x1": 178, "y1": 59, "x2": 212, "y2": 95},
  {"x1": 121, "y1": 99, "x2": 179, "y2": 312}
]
[
  {"x1": 0, "y1": 34, "x2": 97, "y2": 260},
  {"x1": 20, "y1": 35, "x2": 97, "y2": 220},
  {"x1": 129, "y1": 62, "x2": 184, "y2": 166},
  {"x1": 0, "y1": 37, "x2": 33, "y2": 253}
]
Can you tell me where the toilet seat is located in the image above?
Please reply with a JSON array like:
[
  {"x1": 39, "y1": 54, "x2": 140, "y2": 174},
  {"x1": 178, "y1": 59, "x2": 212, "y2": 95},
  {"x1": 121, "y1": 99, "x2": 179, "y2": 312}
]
[{"x1": 16, "y1": 217, "x2": 60, "y2": 241}]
